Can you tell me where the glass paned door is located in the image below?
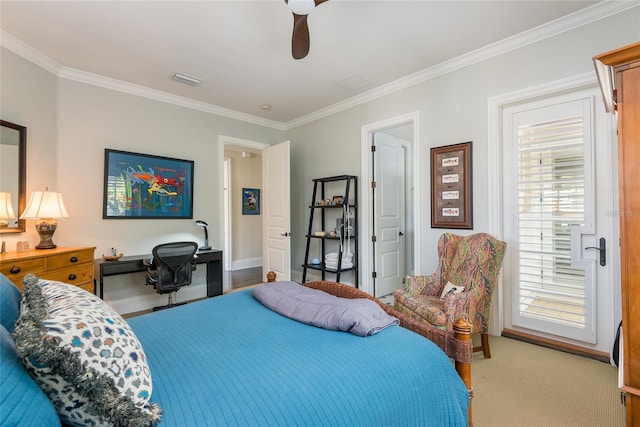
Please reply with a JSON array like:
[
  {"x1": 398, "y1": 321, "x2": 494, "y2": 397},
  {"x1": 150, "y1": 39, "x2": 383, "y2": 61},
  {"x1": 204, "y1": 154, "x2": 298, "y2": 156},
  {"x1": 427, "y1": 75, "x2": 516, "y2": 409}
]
[{"x1": 505, "y1": 95, "x2": 599, "y2": 344}]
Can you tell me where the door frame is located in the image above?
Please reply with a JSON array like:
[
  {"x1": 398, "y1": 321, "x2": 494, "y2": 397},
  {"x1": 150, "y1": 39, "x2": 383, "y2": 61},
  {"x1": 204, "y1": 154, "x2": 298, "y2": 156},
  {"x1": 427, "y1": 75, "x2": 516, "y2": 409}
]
[
  {"x1": 487, "y1": 72, "x2": 621, "y2": 348},
  {"x1": 218, "y1": 135, "x2": 270, "y2": 290},
  {"x1": 360, "y1": 112, "x2": 421, "y2": 296}
]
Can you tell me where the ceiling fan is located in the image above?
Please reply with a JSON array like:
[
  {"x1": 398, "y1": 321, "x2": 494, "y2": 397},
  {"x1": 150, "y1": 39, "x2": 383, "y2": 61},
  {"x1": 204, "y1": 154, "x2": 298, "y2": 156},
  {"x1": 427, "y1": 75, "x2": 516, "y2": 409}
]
[{"x1": 285, "y1": 0, "x2": 329, "y2": 60}]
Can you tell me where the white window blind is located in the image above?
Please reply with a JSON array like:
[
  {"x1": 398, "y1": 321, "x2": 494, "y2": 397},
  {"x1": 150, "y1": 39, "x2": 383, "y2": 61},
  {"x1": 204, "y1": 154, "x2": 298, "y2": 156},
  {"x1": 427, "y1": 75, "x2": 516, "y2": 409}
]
[{"x1": 517, "y1": 115, "x2": 586, "y2": 329}]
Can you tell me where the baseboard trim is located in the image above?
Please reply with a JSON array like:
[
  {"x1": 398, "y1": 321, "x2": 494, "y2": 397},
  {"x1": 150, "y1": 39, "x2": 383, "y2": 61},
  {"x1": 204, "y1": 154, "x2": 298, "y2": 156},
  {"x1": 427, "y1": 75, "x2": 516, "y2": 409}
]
[
  {"x1": 231, "y1": 257, "x2": 262, "y2": 270},
  {"x1": 501, "y1": 328, "x2": 610, "y2": 363}
]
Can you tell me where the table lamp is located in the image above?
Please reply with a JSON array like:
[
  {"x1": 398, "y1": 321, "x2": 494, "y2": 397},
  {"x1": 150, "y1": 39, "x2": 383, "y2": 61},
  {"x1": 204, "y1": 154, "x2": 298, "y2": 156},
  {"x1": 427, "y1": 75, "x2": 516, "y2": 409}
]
[
  {"x1": 195, "y1": 220, "x2": 211, "y2": 251},
  {"x1": 0, "y1": 192, "x2": 16, "y2": 228},
  {"x1": 20, "y1": 188, "x2": 70, "y2": 249}
]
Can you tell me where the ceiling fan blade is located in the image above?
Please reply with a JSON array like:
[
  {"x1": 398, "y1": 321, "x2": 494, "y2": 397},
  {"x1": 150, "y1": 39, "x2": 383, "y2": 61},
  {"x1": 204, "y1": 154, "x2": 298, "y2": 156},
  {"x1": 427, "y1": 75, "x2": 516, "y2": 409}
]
[
  {"x1": 291, "y1": 13, "x2": 310, "y2": 60},
  {"x1": 285, "y1": 0, "x2": 328, "y2": 59}
]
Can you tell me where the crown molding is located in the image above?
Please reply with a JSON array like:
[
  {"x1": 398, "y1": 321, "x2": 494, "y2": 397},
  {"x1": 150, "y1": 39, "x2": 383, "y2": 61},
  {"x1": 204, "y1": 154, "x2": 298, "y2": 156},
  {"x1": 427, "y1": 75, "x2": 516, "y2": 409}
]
[
  {"x1": 1, "y1": 30, "x2": 284, "y2": 131},
  {"x1": 2, "y1": 1, "x2": 637, "y2": 131},
  {"x1": 56, "y1": 67, "x2": 285, "y2": 130},
  {"x1": 283, "y1": 0, "x2": 639, "y2": 129},
  {"x1": 0, "y1": 30, "x2": 62, "y2": 75}
]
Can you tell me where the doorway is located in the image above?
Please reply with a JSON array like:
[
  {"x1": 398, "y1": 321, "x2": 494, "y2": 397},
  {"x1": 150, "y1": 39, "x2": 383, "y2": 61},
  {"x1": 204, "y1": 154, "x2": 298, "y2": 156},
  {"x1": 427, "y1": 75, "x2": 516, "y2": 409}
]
[
  {"x1": 360, "y1": 112, "x2": 421, "y2": 297},
  {"x1": 219, "y1": 136, "x2": 269, "y2": 292}
]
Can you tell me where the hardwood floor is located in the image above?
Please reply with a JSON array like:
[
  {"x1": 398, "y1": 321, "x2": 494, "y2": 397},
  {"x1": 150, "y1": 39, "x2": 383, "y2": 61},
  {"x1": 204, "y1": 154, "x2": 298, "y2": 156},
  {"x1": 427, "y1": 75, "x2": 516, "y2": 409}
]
[{"x1": 224, "y1": 266, "x2": 264, "y2": 290}]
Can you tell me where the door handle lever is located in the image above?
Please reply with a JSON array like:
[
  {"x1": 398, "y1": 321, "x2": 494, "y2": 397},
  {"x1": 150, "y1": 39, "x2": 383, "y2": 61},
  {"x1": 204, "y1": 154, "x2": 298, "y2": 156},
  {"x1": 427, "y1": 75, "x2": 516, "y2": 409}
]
[{"x1": 585, "y1": 237, "x2": 606, "y2": 266}]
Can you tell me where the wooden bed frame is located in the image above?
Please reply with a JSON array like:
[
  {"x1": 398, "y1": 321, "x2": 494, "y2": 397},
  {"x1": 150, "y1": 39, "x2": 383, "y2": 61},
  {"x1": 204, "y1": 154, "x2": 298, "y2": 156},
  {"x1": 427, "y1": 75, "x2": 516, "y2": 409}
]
[{"x1": 264, "y1": 272, "x2": 474, "y2": 426}]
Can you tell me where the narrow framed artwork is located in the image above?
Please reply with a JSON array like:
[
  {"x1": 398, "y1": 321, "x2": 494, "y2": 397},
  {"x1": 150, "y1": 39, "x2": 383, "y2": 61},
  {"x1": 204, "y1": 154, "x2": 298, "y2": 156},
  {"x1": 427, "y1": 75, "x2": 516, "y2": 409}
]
[
  {"x1": 103, "y1": 149, "x2": 194, "y2": 219},
  {"x1": 431, "y1": 141, "x2": 473, "y2": 229},
  {"x1": 242, "y1": 188, "x2": 260, "y2": 215}
]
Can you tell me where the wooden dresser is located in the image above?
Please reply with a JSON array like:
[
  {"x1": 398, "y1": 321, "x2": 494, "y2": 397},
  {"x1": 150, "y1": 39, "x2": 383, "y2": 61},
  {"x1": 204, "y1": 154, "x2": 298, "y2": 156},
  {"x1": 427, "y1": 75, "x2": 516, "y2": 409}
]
[
  {"x1": 594, "y1": 41, "x2": 640, "y2": 426},
  {"x1": 0, "y1": 246, "x2": 96, "y2": 293}
]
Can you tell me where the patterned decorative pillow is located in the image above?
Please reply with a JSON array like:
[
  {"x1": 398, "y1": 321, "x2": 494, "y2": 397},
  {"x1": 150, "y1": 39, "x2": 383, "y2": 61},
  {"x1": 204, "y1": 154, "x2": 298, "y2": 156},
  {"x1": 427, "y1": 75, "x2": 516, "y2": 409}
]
[{"x1": 13, "y1": 274, "x2": 162, "y2": 427}]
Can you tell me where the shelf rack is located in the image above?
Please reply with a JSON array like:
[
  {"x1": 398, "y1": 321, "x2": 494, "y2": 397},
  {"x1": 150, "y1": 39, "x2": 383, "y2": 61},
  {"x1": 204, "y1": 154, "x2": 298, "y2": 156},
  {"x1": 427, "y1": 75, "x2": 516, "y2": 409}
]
[{"x1": 302, "y1": 175, "x2": 358, "y2": 286}]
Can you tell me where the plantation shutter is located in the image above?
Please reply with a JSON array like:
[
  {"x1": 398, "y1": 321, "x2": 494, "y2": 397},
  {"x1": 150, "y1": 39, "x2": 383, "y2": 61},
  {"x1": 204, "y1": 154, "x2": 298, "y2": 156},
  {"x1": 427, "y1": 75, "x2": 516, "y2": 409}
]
[{"x1": 516, "y1": 115, "x2": 586, "y2": 329}]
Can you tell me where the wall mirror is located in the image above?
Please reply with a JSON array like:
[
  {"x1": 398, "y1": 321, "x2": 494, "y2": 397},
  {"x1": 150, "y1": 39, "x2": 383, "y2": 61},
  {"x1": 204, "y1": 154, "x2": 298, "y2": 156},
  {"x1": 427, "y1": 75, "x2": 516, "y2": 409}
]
[{"x1": 0, "y1": 120, "x2": 26, "y2": 233}]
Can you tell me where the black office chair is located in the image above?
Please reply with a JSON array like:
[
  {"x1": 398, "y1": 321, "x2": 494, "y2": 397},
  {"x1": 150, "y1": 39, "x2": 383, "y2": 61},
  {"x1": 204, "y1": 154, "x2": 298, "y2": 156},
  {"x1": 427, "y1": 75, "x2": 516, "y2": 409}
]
[{"x1": 145, "y1": 241, "x2": 198, "y2": 311}]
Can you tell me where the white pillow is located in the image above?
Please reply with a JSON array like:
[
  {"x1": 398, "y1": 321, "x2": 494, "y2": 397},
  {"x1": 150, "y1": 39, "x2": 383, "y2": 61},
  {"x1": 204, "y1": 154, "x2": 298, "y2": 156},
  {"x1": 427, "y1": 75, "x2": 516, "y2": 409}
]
[
  {"x1": 440, "y1": 281, "x2": 465, "y2": 299},
  {"x1": 13, "y1": 274, "x2": 162, "y2": 427}
]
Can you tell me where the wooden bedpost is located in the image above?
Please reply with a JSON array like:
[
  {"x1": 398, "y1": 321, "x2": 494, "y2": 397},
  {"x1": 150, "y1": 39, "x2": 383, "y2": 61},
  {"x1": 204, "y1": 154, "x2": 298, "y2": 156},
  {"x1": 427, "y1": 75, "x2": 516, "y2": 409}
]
[
  {"x1": 453, "y1": 318, "x2": 473, "y2": 427},
  {"x1": 266, "y1": 271, "x2": 276, "y2": 282}
]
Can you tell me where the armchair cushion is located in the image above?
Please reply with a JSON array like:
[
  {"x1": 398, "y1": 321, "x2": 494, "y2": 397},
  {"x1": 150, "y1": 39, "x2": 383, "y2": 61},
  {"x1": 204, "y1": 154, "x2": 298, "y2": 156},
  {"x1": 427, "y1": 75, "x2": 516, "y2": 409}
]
[{"x1": 393, "y1": 293, "x2": 449, "y2": 328}]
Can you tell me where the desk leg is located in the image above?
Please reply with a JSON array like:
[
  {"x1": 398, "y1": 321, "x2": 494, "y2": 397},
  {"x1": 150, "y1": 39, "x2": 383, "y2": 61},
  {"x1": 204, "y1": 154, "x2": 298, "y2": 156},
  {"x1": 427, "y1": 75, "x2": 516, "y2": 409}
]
[{"x1": 206, "y1": 259, "x2": 223, "y2": 297}]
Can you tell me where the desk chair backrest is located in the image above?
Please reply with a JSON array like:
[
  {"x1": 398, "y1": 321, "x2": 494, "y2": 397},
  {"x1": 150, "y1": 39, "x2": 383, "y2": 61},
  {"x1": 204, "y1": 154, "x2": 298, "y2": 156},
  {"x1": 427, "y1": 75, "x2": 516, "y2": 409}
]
[{"x1": 149, "y1": 241, "x2": 198, "y2": 294}]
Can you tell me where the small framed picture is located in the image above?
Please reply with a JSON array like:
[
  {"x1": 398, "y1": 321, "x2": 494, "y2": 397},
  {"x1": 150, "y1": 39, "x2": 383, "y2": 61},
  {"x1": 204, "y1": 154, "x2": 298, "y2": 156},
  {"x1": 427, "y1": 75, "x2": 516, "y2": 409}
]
[
  {"x1": 431, "y1": 142, "x2": 473, "y2": 229},
  {"x1": 242, "y1": 188, "x2": 260, "y2": 215},
  {"x1": 332, "y1": 195, "x2": 344, "y2": 205}
]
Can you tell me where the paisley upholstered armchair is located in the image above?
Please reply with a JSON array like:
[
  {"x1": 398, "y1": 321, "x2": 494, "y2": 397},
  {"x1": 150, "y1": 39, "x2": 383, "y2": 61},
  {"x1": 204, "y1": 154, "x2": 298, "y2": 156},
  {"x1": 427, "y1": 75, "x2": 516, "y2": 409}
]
[{"x1": 394, "y1": 233, "x2": 506, "y2": 358}]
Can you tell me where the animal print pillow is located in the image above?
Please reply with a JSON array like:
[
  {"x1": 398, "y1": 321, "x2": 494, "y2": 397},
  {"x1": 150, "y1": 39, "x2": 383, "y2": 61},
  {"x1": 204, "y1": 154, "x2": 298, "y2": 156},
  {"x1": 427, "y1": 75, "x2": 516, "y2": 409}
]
[
  {"x1": 13, "y1": 274, "x2": 162, "y2": 427},
  {"x1": 440, "y1": 281, "x2": 465, "y2": 299}
]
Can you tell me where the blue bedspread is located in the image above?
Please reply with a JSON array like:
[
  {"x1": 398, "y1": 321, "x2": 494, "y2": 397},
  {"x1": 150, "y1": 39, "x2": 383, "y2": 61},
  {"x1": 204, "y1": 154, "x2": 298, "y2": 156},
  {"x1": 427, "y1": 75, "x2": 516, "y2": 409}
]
[{"x1": 127, "y1": 289, "x2": 469, "y2": 426}]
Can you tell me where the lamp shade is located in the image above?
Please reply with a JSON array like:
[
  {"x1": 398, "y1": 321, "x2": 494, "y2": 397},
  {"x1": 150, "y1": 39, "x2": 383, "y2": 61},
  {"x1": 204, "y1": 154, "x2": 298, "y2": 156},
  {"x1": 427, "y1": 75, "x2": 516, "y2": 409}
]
[
  {"x1": 0, "y1": 192, "x2": 16, "y2": 219},
  {"x1": 20, "y1": 191, "x2": 70, "y2": 219}
]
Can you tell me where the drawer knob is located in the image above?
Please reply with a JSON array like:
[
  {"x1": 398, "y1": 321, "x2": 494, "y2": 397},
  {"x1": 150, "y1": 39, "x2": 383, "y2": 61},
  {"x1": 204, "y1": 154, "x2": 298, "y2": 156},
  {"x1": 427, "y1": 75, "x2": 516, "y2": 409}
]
[
  {"x1": 70, "y1": 256, "x2": 78, "y2": 263},
  {"x1": 68, "y1": 274, "x2": 77, "y2": 281},
  {"x1": 9, "y1": 265, "x2": 21, "y2": 274}
]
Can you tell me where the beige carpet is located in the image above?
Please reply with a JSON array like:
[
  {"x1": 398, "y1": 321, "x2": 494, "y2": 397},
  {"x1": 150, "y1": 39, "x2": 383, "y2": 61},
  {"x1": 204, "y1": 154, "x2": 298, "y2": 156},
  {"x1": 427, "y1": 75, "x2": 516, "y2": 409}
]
[{"x1": 472, "y1": 335, "x2": 624, "y2": 426}]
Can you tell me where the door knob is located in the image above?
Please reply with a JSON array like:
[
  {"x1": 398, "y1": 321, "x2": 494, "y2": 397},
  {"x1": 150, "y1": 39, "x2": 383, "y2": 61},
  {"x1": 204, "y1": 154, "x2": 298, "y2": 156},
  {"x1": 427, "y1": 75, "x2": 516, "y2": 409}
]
[
  {"x1": 281, "y1": 232, "x2": 291, "y2": 237},
  {"x1": 399, "y1": 231, "x2": 405, "y2": 236},
  {"x1": 585, "y1": 237, "x2": 606, "y2": 266}
]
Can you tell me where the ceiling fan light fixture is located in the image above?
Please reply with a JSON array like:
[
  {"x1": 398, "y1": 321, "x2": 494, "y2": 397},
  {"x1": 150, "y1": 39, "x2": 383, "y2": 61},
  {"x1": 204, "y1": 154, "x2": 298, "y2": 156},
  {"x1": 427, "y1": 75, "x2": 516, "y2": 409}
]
[
  {"x1": 171, "y1": 73, "x2": 202, "y2": 86},
  {"x1": 288, "y1": 0, "x2": 315, "y2": 15}
]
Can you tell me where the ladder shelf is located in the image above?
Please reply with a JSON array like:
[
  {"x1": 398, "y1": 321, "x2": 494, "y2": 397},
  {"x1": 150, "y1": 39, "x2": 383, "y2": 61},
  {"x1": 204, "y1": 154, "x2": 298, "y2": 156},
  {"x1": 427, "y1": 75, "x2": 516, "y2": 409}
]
[{"x1": 302, "y1": 175, "x2": 358, "y2": 286}]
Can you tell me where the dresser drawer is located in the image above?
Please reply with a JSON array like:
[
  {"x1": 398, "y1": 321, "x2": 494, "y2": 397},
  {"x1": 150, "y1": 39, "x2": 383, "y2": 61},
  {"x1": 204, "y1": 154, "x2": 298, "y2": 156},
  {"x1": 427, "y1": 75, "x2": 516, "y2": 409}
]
[
  {"x1": 1, "y1": 246, "x2": 96, "y2": 293},
  {"x1": 0, "y1": 258, "x2": 46, "y2": 288},
  {"x1": 40, "y1": 263, "x2": 94, "y2": 287},
  {"x1": 46, "y1": 248, "x2": 94, "y2": 271}
]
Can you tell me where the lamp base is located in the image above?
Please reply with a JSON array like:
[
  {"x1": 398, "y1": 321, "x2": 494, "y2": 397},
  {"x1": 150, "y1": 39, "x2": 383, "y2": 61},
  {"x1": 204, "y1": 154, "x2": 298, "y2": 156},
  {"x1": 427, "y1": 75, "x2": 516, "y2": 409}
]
[
  {"x1": 198, "y1": 246, "x2": 212, "y2": 252},
  {"x1": 34, "y1": 219, "x2": 58, "y2": 250}
]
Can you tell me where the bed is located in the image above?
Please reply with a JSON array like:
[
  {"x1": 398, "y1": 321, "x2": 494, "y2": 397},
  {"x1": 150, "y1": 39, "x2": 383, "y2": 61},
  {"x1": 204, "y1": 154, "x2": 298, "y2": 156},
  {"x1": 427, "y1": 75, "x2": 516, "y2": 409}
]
[{"x1": 0, "y1": 272, "x2": 473, "y2": 427}]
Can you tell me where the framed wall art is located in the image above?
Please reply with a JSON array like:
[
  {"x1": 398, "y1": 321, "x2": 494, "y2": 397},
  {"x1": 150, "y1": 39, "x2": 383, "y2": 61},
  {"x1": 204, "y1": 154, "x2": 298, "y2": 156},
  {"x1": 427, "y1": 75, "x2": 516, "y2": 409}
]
[
  {"x1": 430, "y1": 141, "x2": 473, "y2": 229},
  {"x1": 103, "y1": 149, "x2": 194, "y2": 219},
  {"x1": 242, "y1": 188, "x2": 260, "y2": 215}
]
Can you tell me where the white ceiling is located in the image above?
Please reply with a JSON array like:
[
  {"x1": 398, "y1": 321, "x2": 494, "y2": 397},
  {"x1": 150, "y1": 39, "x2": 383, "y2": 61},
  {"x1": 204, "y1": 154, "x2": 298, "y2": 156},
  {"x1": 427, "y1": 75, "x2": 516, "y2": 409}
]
[{"x1": 1, "y1": 1, "x2": 606, "y2": 127}]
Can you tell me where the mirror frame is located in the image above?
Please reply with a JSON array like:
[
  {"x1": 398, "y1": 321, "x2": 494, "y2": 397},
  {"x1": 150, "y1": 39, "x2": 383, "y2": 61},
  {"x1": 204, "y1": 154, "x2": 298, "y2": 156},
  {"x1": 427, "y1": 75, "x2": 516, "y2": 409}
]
[{"x1": 0, "y1": 120, "x2": 27, "y2": 234}]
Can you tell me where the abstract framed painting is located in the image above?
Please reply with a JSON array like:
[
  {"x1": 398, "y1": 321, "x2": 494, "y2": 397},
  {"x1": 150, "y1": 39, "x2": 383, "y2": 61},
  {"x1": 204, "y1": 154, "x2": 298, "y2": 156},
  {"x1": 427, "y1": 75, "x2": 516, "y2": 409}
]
[
  {"x1": 242, "y1": 188, "x2": 260, "y2": 215},
  {"x1": 103, "y1": 149, "x2": 194, "y2": 219}
]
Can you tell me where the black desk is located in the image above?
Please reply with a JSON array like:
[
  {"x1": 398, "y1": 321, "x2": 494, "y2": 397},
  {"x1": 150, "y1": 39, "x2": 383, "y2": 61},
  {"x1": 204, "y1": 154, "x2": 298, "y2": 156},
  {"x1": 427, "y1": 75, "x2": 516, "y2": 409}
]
[{"x1": 95, "y1": 250, "x2": 223, "y2": 300}]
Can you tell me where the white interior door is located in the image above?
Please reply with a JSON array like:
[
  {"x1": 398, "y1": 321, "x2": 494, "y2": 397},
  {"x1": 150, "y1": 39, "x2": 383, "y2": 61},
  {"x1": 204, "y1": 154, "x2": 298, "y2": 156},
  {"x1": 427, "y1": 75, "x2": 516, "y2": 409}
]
[
  {"x1": 373, "y1": 134, "x2": 407, "y2": 297},
  {"x1": 262, "y1": 140, "x2": 291, "y2": 281}
]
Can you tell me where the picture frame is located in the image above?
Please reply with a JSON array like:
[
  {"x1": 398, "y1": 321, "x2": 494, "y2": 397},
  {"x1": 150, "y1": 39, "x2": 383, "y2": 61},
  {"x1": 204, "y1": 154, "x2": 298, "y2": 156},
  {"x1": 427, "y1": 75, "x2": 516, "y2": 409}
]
[
  {"x1": 103, "y1": 149, "x2": 194, "y2": 219},
  {"x1": 430, "y1": 141, "x2": 473, "y2": 229},
  {"x1": 242, "y1": 188, "x2": 260, "y2": 215}
]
